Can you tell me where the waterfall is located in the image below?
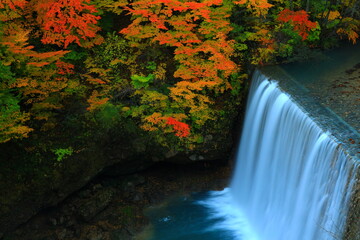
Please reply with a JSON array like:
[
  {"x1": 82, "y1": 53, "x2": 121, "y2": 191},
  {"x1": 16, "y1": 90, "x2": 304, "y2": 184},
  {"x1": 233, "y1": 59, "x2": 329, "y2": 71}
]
[{"x1": 201, "y1": 71, "x2": 357, "y2": 240}]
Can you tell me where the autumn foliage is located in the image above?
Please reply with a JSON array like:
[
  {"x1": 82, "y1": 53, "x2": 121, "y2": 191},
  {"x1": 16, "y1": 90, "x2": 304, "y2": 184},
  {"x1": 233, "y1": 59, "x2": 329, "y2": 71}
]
[
  {"x1": 166, "y1": 117, "x2": 190, "y2": 138},
  {"x1": 277, "y1": 9, "x2": 318, "y2": 40},
  {"x1": 0, "y1": 0, "x2": 359, "y2": 146},
  {"x1": 33, "y1": 0, "x2": 103, "y2": 48},
  {"x1": 0, "y1": 0, "x2": 104, "y2": 140},
  {"x1": 120, "y1": 0, "x2": 236, "y2": 131}
]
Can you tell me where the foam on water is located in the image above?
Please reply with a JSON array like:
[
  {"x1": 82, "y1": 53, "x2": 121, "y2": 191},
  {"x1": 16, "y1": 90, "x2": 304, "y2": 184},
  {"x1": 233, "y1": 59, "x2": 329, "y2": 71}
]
[
  {"x1": 143, "y1": 71, "x2": 357, "y2": 240},
  {"x1": 200, "y1": 71, "x2": 357, "y2": 240},
  {"x1": 198, "y1": 188, "x2": 259, "y2": 240}
]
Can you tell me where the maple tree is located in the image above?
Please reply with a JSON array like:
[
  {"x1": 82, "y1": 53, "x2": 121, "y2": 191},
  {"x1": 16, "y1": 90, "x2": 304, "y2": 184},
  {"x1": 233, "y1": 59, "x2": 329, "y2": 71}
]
[
  {"x1": 118, "y1": 0, "x2": 237, "y2": 139},
  {"x1": 0, "y1": 26, "x2": 72, "y2": 137},
  {"x1": 0, "y1": 0, "x2": 27, "y2": 21},
  {"x1": 277, "y1": 9, "x2": 318, "y2": 40},
  {"x1": 234, "y1": 0, "x2": 272, "y2": 16},
  {"x1": 0, "y1": 0, "x2": 359, "y2": 146},
  {"x1": 336, "y1": 18, "x2": 359, "y2": 44},
  {"x1": 0, "y1": 0, "x2": 105, "y2": 142},
  {"x1": 166, "y1": 117, "x2": 190, "y2": 138},
  {"x1": 32, "y1": 0, "x2": 104, "y2": 48},
  {"x1": 0, "y1": 62, "x2": 32, "y2": 143},
  {"x1": 78, "y1": 0, "x2": 360, "y2": 144},
  {"x1": 1, "y1": 27, "x2": 69, "y2": 102},
  {"x1": 1, "y1": 2, "x2": 360, "y2": 233},
  {"x1": 316, "y1": 9, "x2": 359, "y2": 44}
]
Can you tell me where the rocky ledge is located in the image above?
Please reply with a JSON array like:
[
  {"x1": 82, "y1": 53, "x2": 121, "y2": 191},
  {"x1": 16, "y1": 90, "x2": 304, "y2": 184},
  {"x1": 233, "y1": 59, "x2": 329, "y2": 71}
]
[{"x1": 2, "y1": 160, "x2": 231, "y2": 240}]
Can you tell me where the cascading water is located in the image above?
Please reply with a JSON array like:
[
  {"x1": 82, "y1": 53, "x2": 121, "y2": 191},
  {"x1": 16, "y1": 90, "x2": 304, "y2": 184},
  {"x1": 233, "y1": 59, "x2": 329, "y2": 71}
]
[
  {"x1": 144, "y1": 70, "x2": 358, "y2": 240},
  {"x1": 201, "y1": 71, "x2": 357, "y2": 240}
]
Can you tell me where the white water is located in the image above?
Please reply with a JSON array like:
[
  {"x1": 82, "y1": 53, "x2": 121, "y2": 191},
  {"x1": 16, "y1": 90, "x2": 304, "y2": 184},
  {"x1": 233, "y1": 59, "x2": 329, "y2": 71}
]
[{"x1": 201, "y1": 71, "x2": 357, "y2": 240}]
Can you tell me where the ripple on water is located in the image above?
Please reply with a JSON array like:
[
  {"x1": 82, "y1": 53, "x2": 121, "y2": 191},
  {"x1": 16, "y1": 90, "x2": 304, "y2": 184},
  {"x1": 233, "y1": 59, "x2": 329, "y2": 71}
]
[{"x1": 138, "y1": 190, "x2": 255, "y2": 240}]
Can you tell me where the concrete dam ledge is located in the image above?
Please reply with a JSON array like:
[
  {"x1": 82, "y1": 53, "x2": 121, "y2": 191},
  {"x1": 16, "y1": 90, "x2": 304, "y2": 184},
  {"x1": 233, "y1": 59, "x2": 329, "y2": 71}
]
[
  {"x1": 258, "y1": 43, "x2": 360, "y2": 240},
  {"x1": 260, "y1": 66, "x2": 360, "y2": 161}
]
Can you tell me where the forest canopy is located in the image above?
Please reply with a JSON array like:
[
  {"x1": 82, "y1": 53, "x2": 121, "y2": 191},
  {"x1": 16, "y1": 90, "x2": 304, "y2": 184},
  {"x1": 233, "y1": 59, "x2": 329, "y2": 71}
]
[{"x1": 0, "y1": 0, "x2": 359, "y2": 150}]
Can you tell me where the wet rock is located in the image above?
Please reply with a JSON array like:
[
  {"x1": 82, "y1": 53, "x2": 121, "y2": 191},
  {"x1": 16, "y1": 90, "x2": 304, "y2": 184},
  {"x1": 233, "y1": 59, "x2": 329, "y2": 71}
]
[
  {"x1": 0, "y1": 78, "x2": 240, "y2": 235},
  {"x1": 59, "y1": 216, "x2": 65, "y2": 225},
  {"x1": 92, "y1": 184, "x2": 102, "y2": 191},
  {"x1": 75, "y1": 188, "x2": 114, "y2": 222},
  {"x1": 38, "y1": 234, "x2": 58, "y2": 240},
  {"x1": 131, "y1": 137, "x2": 148, "y2": 153},
  {"x1": 0, "y1": 159, "x2": 231, "y2": 240},
  {"x1": 165, "y1": 149, "x2": 178, "y2": 158},
  {"x1": 188, "y1": 154, "x2": 205, "y2": 161},
  {"x1": 78, "y1": 189, "x2": 92, "y2": 198},
  {"x1": 133, "y1": 192, "x2": 144, "y2": 201},
  {"x1": 118, "y1": 174, "x2": 145, "y2": 192},
  {"x1": 131, "y1": 174, "x2": 145, "y2": 186},
  {"x1": 84, "y1": 227, "x2": 104, "y2": 240},
  {"x1": 152, "y1": 156, "x2": 160, "y2": 162},
  {"x1": 49, "y1": 218, "x2": 57, "y2": 226},
  {"x1": 56, "y1": 228, "x2": 68, "y2": 239},
  {"x1": 189, "y1": 154, "x2": 197, "y2": 161},
  {"x1": 110, "y1": 229, "x2": 130, "y2": 240},
  {"x1": 74, "y1": 227, "x2": 82, "y2": 238}
]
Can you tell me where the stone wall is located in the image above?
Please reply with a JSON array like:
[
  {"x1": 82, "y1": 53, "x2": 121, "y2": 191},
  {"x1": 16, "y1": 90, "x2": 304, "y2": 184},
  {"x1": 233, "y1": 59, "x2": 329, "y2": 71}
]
[{"x1": 344, "y1": 167, "x2": 360, "y2": 240}]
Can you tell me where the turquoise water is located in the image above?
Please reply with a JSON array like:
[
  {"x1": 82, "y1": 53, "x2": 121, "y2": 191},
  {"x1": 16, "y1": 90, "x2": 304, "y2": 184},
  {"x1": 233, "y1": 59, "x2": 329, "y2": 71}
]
[
  {"x1": 281, "y1": 43, "x2": 360, "y2": 84},
  {"x1": 143, "y1": 71, "x2": 356, "y2": 240},
  {"x1": 143, "y1": 45, "x2": 359, "y2": 240},
  {"x1": 145, "y1": 192, "x2": 239, "y2": 240}
]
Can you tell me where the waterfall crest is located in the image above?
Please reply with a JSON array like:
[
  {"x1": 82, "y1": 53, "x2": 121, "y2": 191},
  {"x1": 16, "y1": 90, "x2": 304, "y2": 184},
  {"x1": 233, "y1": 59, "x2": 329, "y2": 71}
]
[{"x1": 202, "y1": 71, "x2": 357, "y2": 240}]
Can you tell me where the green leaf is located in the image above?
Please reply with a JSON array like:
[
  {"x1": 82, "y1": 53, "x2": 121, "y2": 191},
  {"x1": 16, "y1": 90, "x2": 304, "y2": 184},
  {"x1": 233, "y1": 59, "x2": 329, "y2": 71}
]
[
  {"x1": 131, "y1": 74, "x2": 155, "y2": 89},
  {"x1": 146, "y1": 61, "x2": 157, "y2": 71}
]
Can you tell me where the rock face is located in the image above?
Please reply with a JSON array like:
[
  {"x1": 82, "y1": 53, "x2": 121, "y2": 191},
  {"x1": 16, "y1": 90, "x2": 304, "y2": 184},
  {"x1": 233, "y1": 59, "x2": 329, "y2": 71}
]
[
  {"x1": 2, "y1": 161, "x2": 231, "y2": 240},
  {"x1": 75, "y1": 187, "x2": 114, "y2": 222},
  {"x1": 0, "y1": 98, "x2": 241, "y2": 236}
]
